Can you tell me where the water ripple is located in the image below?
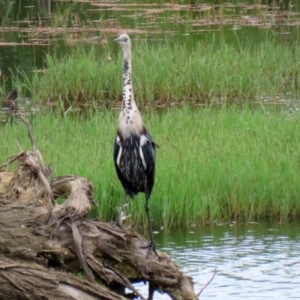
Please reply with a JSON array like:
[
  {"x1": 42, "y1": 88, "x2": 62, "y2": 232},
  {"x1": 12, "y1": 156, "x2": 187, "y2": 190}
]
[{"x1": 135, "y1": 223, "x2": 300, "y2": 299}]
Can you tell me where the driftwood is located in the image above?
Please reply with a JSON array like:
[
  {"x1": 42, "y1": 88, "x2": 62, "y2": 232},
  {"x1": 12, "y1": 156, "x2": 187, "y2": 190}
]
[{"x1": 0, "y1": 117, "x2": 199, "y2": 300}]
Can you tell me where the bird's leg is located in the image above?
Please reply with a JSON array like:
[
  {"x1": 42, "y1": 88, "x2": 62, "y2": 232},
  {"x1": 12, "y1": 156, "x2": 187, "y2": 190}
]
[
  {"x1": 141, "y1": 194, "x2": 159, "y2": 258},
  {"x1": 113, "y1": 193, "x2": 129, "y2": 229},
  {"x1": 148, "y1": 281, "x2": 155, "y2": 300}
]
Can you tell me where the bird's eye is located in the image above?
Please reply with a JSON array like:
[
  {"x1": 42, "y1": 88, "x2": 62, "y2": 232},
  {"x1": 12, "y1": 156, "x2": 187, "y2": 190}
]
[{"x1": 124, "y1": 38, "x2": 128, "y2": 42}]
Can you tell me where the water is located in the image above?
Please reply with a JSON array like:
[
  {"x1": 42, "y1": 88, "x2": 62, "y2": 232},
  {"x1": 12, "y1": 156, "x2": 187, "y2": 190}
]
[
  {"x1": 0, "y1": 0, "x2": 300, "y2": 91},
  {"x1": 1, "y1": 2, "x2": 300, "y2": 298},
  {"x1": 135, "y1": 223, "x2": 300, "y2": 299}
]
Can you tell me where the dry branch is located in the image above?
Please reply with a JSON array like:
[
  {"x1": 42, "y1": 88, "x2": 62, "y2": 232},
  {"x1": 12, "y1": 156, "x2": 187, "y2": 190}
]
[{"x1": 0, "y1": 117, "x2": 200, "y2": 300}]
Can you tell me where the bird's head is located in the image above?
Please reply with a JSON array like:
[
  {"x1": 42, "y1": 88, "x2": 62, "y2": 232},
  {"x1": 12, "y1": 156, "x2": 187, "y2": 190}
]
[{"x1": 114, "y1": 34, "x2": 131, "y2": 60}]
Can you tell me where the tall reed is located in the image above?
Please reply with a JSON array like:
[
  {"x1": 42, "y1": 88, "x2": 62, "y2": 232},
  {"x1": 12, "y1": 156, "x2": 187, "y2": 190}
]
[
  {"x1": 1, "y1": 106, "x2": 300, "y2": 229},
  {"x1": 11, "y1": 38, "x2": 300, "y2": 105}
]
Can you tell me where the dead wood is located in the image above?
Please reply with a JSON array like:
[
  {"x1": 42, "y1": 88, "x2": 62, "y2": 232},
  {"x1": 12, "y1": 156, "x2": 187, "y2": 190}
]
[
  {"x1": 0, "y1": 117, "x2": 199, "y2": 300},
  {"x1": 0, "y1": 256, "x2": 126, "y2": 300}
]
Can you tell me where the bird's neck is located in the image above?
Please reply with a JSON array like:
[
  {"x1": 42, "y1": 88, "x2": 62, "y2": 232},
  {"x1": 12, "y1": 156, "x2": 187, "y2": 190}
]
[
  {"x1": 121, "y1": 58, "x2": 137, "y2": 110},
  {"x1": 118, "y1": 58, "x2": 144, "y2": 139}
]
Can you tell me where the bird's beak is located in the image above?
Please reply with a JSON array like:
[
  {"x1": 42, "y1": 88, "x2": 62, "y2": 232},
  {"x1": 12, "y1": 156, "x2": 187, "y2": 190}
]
[{"x1": 113, "y1": 37, "x2": 122, "y2": 42}]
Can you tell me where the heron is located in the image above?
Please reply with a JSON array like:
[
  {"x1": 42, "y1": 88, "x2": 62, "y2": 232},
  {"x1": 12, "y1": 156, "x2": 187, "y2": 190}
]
[{"x1": 113, "y1": 33, "x2": 158, "y2": 256}]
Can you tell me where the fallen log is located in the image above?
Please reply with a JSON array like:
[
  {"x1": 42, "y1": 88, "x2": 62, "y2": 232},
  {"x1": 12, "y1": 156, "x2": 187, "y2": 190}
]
[
  {"x1": 0, "y1": 256, "x2": 125, "y2": 300},
  {"x1": 0, "y1": 117, "x2": 199, "y2": 300}
]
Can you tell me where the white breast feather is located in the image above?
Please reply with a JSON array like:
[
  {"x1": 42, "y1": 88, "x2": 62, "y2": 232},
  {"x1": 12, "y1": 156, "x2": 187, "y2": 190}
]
[
  {"x1": 116, "y1": 135, "x2": 122, "y2": 167},
  {"x1": 139, "y1": 134, "x2": 148, "y2": 169},
  {"x1": 118, "y1": 109, "x2": 143, "y2": 139}
]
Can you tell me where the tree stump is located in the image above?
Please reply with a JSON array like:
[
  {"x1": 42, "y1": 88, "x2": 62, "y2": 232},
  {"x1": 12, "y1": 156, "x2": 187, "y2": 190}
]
[{"x1": 0, "y1": 118, "x2": 199, "y2": 300}]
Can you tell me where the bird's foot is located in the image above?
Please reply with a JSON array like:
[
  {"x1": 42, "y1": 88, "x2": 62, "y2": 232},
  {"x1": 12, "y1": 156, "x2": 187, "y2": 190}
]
[{"x1": 140, "y1": 241, "x2": 160, "y2": 259}]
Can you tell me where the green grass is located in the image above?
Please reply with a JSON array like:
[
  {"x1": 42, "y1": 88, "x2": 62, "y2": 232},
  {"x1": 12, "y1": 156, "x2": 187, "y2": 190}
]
[
  {"x1": 10, "y1": 38, "x2": 300, "y2": 105},
  {"x1": 1, "y1": 106, "x2": 300, "y2": 229}
]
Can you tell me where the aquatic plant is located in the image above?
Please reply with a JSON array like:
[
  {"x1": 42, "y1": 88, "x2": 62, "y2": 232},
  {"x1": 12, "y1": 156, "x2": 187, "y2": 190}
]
[
  {"x1": 12, "y1": 38, "x2": 300, "y2": 105},
  {"x1": 1, "y1": 106, "x2": 300, "y2": 228}
]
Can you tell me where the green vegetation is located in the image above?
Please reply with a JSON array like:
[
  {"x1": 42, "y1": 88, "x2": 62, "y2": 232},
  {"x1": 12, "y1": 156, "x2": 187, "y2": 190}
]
[
  {"x1": 11, "y1": 38, "x2": 300, "y2": 105},
  {"x1": 1, "y1": 106, "x2": 300, "y2": 229},
  {"x1": 3, "y1": 34, "x2": 300, "y2": 230}
]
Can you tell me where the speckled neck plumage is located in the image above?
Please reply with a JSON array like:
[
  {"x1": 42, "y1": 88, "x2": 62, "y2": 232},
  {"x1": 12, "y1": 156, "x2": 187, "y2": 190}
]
[{"x1": 118, "y1": 54, "x2": 144, "y2": 139}]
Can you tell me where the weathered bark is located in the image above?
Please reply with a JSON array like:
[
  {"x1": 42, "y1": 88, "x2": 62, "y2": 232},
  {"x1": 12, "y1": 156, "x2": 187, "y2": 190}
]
[
  {"x1": 0, "y1": 129, "x2": 198, "y2": 299},
  {"x1": 0, "y1": 257, "x2": 125, "y2": 300}
]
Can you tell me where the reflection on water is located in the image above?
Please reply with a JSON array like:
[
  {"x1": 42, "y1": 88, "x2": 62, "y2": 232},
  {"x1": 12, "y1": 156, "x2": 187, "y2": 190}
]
[{"x1": 136, "y1": 223, "x2": 300, "y2": 299}]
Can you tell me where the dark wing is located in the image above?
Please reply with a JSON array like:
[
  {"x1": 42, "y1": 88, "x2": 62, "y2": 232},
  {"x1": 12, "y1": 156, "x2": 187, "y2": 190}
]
[
  {"x1": 113, "y1": 134, "x2": 127, "y2": 187},
  {"x1": 113, "y1": 133, "x2": 139, "y2": 198},
  {"x1": 113, "y1": 135, "x2": 120, "y2": 169},
  {"x1": 140, "y1": 130, "x2": 156, "y2": 197}
]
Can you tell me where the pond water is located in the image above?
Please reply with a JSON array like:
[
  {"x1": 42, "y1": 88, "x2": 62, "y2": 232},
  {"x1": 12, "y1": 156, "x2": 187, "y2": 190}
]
[
  {"x1": 135, "y1": 222, "x2": 300, "y2": 299},
  {"x1": 0, "y1": 0, "x2": 300, "y2": 91},
  {"x1": 2, "y1": 3, "x2": 300, "y2": 298}
]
